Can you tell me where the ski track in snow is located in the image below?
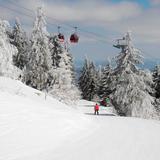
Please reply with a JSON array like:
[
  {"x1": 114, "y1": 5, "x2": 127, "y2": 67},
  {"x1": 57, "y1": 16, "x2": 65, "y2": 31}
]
[{"x1": 0, "y1": 77, "x2": 160, "y2": 160}]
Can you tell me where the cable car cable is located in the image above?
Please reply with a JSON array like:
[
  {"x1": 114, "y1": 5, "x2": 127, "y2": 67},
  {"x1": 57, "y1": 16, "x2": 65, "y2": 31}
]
[{"x1": 5, "y1": 0, "x2": 113, "y2": 44}]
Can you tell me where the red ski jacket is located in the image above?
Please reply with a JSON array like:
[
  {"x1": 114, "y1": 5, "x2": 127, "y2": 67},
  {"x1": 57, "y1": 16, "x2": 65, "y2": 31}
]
[{"x1": 94, "y1": 104, "x2": 99, "y2": 111}]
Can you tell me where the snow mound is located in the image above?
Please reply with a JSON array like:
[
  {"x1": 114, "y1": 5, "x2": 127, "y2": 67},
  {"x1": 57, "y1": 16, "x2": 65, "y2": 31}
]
[
  {"x1": 0, "y1": 77, "x2": 66, "y2": 108},
  {"x1": 0, "y1": 77, "x2": 90, "y2": 160}
]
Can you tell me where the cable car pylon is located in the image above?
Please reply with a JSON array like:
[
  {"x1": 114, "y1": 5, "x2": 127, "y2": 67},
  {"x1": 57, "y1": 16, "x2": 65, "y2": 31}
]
[{"x1": 113, "y1": 32, "x2": 131, "y2": 52}]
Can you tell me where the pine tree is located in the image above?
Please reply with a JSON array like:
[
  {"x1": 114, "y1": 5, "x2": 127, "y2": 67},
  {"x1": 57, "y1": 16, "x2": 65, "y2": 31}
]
[
  {"x1": 51, "y1": 50, "x2": 80, "y2": 104},
  {"x1": 49, "y1": 35, "x2": 80, "y2": 104},
  {"x1": 98, "y1": 63, "x2": 112, "y2": 98},
  {"x1": 24, "y1": 7, "x2": 54, "y2": 91},
  {"x1": 49, "y1": 36, "x2": 76, "y2": 84},
  {"x1": 78, "y1": 58, "x2": 98, "y2": 101},
  {"x1": 67, "y1": 50, "x2": 77, "y2": 84},
  {"x1": 12, "y1": 18, "x2": 29, "y2": 70},
  {"x1": 109, "y1": 32, "x2": 158, "y2": 119},
  {"x1": 53, "y1": 50, "x2": 74, "y2": 88},
  {"x1": 49, "y1": 35, "x2": 63, "y2": 67},
  {"x1": 153, "y1": 65, "x2": 160, "y2": 98},
  {"x1": 0, "y1": 20, "x2": 20, "y2": 79}
]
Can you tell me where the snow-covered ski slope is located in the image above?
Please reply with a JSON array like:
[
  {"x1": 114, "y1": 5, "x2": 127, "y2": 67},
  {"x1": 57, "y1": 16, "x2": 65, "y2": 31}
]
[{"x1": 0, "y1": 77, "x2": 160, "y2": 160}]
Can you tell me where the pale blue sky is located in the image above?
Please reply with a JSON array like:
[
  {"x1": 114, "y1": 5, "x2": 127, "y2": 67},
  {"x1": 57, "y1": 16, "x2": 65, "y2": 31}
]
[{"x1": 112, "y1": 0, "x2": 150, "y2": 8}]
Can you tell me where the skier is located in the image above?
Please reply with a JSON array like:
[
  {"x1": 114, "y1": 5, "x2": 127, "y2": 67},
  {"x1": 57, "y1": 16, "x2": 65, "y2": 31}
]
[{"x1": 94, "y1": 103, "x2": 100, "y2": 115}]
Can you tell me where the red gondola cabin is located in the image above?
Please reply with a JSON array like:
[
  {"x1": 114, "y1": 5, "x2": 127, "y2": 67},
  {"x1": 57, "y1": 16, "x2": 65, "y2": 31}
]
[
  {"x1": 70, "y1": 33, "x2": 79, "y2": 43},
  {"x1": 58, "y1": 33, "x2": 65, "y2": 42}
]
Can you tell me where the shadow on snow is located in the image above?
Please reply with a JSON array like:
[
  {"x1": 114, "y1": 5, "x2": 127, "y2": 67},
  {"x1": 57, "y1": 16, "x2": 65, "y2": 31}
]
[{"x1": 85, "y1": 113, "x2": 116, "y2": 116}]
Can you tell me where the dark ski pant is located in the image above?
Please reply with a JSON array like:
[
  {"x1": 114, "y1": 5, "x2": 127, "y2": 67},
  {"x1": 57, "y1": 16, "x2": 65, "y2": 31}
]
[{"x1": 94, "y1": 110, "x2": 99, "y2": 115}]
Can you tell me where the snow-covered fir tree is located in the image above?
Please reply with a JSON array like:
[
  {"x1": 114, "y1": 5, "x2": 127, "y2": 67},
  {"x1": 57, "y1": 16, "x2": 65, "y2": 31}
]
[
  {"x1": 98, "y1": 63, "x2": 112, "y2": 98},
  {"x1": 78, "y1": 58, "x2": 98, "y2": 101},
  {"x1": 153, "y1": 65, "x2": 160, "y2": 98},
  {"x1": 24, "y1": 7, "x2": 54, "y2": 91},
  {"x1": 12, "y1": 18, "x2": 29, "y2": 70},
  {"x1": 49, "y1": 35, "x2": 63, "y2": 67},
  {"x1": 108, "y1": 32, "x2": 158, "y2": 120},
  {"x1": 0, "y1": 20, "x2": 20, "y2": 79},
  {"x1": 49, "y1": 35, "x2": 76, "y2": 83},
  {"x1": 67, "y1": 47, "x2": 77, "y2": 84},
  {"x1": 49, "y1": 38, "x2": 80, "y2": 104}
]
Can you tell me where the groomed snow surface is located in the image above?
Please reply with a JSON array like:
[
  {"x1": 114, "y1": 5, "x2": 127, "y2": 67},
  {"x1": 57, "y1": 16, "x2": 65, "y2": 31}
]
[{"x1": 0, "y1": 77, "x2": 160, "y2": 160}]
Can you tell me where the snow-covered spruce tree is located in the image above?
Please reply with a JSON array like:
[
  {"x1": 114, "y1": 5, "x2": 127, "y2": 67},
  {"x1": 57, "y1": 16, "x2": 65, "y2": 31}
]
[
  {"x1": 49, "y1": 36, "x2": 80, "y2": 104},
  {"x1": 153, "y1": 65, "x2": 160, "y2": 98},
  {"x1": 50, "y1": 46, "x2": 80, "y2": 105},
  {"x1": 108, "y1": 32, "x2": 158, "y2": 120},
  {"x1": 49, "y1": 35, "x2": 63, "y2": 67},
  {"x1": 24, "y1": 7, "x2": 54, "y2": 91},
  {"x1": 67, "y1": 48, "x2": 77, "y2": 85},
  {"x1": 78, "y1": 58, "x2": 98, "y2": 101},
  {"x1": 98, "y1": 63, "x2": 112, "y2": 98},
  {"x1": 49, "y1": 35, "x2": 76, "y2": 84},
  {"x1": 90, "y1": 62, "x2": 100, "y2": 101},
  {"x1": 0, "y1": 20, "x2": 20, "y2": 79},
  {"x1": 12, "y1": 18, "x2": 29, "y2": 70}
]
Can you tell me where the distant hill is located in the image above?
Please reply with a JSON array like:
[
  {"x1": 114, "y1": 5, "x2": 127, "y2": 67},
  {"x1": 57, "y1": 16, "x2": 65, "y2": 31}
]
[
  {"x1": 75, "y1": 58, "x2": 160, "y2": 77},
  {"x1": 138, "y1": 58, "x2": 160, "y2": 70}
]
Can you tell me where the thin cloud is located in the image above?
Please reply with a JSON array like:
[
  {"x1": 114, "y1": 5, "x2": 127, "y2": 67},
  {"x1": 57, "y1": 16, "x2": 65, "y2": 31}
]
[
  {"x1": 150, "y1": 0, "x2": 160, "y2": 5},
  {"x1": 0, "y1": 0, "x2": 159, "y2": 46},
  {"x1": 10, "y1": 0, "x2": 142, "y2": 23},
  {"x1": 105, "y1": 8, "x2": 160, "y2": 44}
]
